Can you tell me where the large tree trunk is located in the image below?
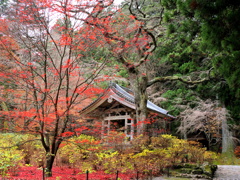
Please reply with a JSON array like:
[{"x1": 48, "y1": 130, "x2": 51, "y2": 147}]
[
  {"x1": 129, "y1": 73, "x2": 148, "y2": 135},
  {"x1": 45, "y1": 153, "x2": 55, "y2": 177},
  {"x1": 42, "y1": 136, "x2": 61, "y2": 177}
]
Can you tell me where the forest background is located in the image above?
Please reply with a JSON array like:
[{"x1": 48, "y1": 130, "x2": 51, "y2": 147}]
[{"x1": 0, "y1": 0, "x2": 240, "y2": 178}]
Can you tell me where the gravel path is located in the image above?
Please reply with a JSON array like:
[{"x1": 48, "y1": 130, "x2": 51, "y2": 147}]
[{"x1": 213, "y1": 165, "x2": 240, "y2": 180}]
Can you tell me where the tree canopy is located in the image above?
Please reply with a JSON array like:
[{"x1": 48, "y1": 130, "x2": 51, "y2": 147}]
[
  {"x1": 0, "y1": 0, "x2": 239, "y2": 177},
  {"x1": 165, "y1": 0, "x2": 240, "y2": 120}
]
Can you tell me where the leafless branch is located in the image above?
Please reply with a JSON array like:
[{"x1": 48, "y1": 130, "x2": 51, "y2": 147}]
[{"x1": 147, "y1": 68, "x2": 213, "y2": 87}]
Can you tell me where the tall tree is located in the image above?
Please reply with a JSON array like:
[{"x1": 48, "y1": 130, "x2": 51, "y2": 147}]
[
  {"x1": 0, "y1": 0, "x2": 108, "y2": 177},
  {"x1": 85, "y1": 0, "x2": 211, "y2": 134},
  {"x1": 152, "y1": 0, "x2": 239, "y2": 151},
  {"x1": 144, "y1": 0, "x2": 223, "y2": 129},
  {"x1": 173, "y1": 0, "x2": 240, "y2": 121}
]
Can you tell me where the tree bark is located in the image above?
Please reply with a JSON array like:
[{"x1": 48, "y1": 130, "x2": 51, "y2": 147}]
[
  {"x1": 129, "y1": 73, "x2": 148, "y2": 135},
  {"x1": 45, "y1": 153, "x2": 55, "y2": 177},
  {"x1": 41, "y1": 134, "x2": 60, "y2": 177}
]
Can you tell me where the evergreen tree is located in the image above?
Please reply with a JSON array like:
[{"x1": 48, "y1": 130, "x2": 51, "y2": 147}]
[{"x1": 159, "y1": 0, "x2": 240, "y2": 122}]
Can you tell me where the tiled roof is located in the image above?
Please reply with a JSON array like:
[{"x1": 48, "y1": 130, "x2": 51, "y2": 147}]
[
  {"x1": 110, "y1": 83, "x2": 174, "y2": 118},
  {"x1": 79, "y1": 82, "x2": 175, "y2": 119}
]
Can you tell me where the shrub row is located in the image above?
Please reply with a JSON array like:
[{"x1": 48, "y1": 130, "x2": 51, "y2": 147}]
[{"x1": 0, "y1": 133, "x2": 218, "y2": 177}]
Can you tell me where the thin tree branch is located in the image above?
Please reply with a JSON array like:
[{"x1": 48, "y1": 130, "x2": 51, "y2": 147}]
[{"x1": 147, "y1": 75, "x2": 210, "y2": 87}]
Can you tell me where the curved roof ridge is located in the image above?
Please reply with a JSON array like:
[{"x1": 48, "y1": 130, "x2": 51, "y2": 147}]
[
  {"x1": 79, "y1": 82, "x2": 175, "y2": 119},
  {"x1": 110, "y1": 82, "x2": 173, "y2": 117}
]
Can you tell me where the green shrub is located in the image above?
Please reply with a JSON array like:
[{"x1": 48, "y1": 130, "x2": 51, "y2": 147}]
[
  {"x1": 17, "y1": 134, "x2": 45, "y2": 167},
  {"x1": 0, "y1": 133, "x2": 25, "y2": 177},
  {"x1": 57, "y1": 134, "x2": 102, "y2": 171}
]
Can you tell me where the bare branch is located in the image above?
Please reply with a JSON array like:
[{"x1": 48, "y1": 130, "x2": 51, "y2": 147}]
[
  {"x1": 177, "y1": 99, "x2": 230, "y2": 147},
  {"x1": 147, "y1": 75, "x2": 209, "y2": 87},
  {"x1": 127, "y1": 0, "x2": 164, "y2": 68}
]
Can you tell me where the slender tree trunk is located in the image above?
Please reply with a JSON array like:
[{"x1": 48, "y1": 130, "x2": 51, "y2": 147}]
[{"x1": 222, "y1": 117, "x2": 233, "y2": 153}]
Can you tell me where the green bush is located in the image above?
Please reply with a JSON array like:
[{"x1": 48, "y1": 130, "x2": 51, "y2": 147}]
[
  {"x1": 129, "y1": 134, "x2": 218, "y2": 175},
  {"x1": 17, "y1": 134, "x2": 45, "y2": 167},
  {"x1": 57, "y1": 134, "x2": 103, "y2": 171},
  {"x1": 0, "y1": 133, "x2": 218, "y2": 177},
  {"x1": 73, "y1": 134, "x2": 217, "y2": 176},
  {"x1": 0, "y1": 133, "x2": 25, "y2": 177}
]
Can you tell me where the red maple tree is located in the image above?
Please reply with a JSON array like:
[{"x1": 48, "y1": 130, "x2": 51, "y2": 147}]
[
  {"x1": 81, "y1": 0, "x2": 163, "y2": 134},
  {"x1": 0, "y1": 0, "x2": 214, "y2": 177},
  {"x1": 0, "y1": 0, "x2": 112, "y2": 177}
]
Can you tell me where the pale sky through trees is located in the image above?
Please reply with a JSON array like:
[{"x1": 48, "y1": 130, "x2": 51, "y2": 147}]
[
  {"x1": 114, "y1": 0, "x2": 124, "y2": 5},
  {"x1": 46, "y1": 0, "x2": 124, "y2": 28}
]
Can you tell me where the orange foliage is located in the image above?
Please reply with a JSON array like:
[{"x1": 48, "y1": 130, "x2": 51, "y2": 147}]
[{"x1": 234, "y1": 146, "x2": 240, "y2": 158}]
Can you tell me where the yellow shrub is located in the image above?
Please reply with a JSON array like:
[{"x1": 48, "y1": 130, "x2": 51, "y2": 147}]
[{"x1": 0, "y1": 133, "x2": 25, "y2": 177}]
